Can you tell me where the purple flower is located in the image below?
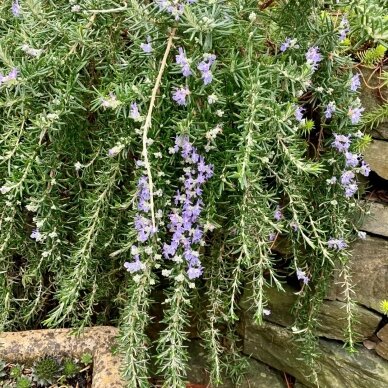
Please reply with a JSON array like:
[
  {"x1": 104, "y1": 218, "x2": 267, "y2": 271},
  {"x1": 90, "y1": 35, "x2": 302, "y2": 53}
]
[
  {"x1": 8, "y1": 68, "x2": 18, "y2": 80},
  {"x1": 280, "y1": 38, "x2": 292, "y2": 52},
  {"x1": 12, "y1": 0, "x2": 21, "y2": 17},
  {"x1": 269, "y1": 232, "x2": 276, "y2": 242},
  {"x1": 296, "y1": 268, "x2": 310, "y2": 284},
  {"x1": 344, "y1": 182, "x2": 358, "y2": 197},
  {"x1": 339, "y1": 16, "x2": 349, "y2": 42},
  {"x1": 130, "y1": 102, "x2": 140, "y2": 120},
  {"x1": 137, "y1": 176, "x2": 151, "y2": 213},
  {"x1": 134, "y1": 215, "x2": 155, "y2": 242},
  {"x1": 324, "y1": 102, "x2": 336, "y2": 119},
  {"x1": 0, "y1": 68, "x2": 18, "y2": 85},
  {"x1": 332, "y1": 133, "x2": 351, "y2": 153},
  {"x1": 187, "y1": 266, "x2": 203, "y2": 279},
  {"x1": 345, "y1": 152, "x2": 359, "y2": 167},
  {"x1": 156, "y1": 0, "x2": 195, "y2": 20},
  {"x1": 124, "y1": 259, "x2": 145, "y2": 273},
  {"x1": 197, "y1": 54, "x2": 216, "y2": 85},
  {"x1": 176, "y1": 47, "x2": 192, "y2": 77},
  {"x1": 327, "y1": 238, "x2": 347, "y2": 250},
  {"x1": 274, "y1": 207, "x2": 283, "y2": 221},
  {"x1": 294, "y1": 106, "x2": 305, "y2": 122},
  {"x1": 305, "y1": 46, "x2": 322, "y2": 71},
  {"x1": 340, "y1": 170, "x2": 355, "y2": 185},
  {"x1": 140, "y1": 36, "x2": 152, "y2": 53},
  {"x1": 172, "y1": 87, "x2": 190, "y2": 106},
  {"x1": 350, "y1": 73, "x2": 361, "y2": 92},
  {"x1": 327, "y1": 176, "x2": 337, "y2": 185},
  {"x1": 30, "y1": 228, "x2": 42, "y2": 241},
  {"x1": 359, "y1": 161, "x2": 371, "y2": 177},
  {"x1": 290, "y1": 222, "x2": 298, "y2": 231},
  {"x1": 163, "y1": 135, "x2": 212, "y2": 280},
  {"x1": 348, "y1": 106, "x2": 365, "y2": 124}
]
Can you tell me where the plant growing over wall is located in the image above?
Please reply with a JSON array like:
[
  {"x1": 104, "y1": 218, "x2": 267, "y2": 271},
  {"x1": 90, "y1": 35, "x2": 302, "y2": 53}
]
[{"x1": 0, "y1": 0, "x2": 378, "y2": 386}]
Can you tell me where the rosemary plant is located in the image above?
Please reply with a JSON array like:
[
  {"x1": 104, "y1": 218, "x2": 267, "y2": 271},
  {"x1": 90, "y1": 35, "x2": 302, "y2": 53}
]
[{"x1": 0, "y1": 0, "x2": 380, "y2": 386}]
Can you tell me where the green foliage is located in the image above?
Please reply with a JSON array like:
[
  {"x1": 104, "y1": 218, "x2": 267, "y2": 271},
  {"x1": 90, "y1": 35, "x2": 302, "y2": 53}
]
[
  {"x1": 31, "y1": 357, "x2": 62, "y2": 387},
  {"x1": 62, "y1": 358, "x2": 80, "y2": 379},
  {"x1": 9, "y1": 364, "x2": 23, "y2": 379},
  {"x1": 381, "y1": 300, "x2": 388, "y2": 315},
  {"x1": 348, "y1": 0, "x2": 388, "y2": 46},
  {"x1": 356, "y1": 44, "x2": 387, "y2": 66},
  {"x1": 362, "y1": 104, "x2": 388, "y2": 131},
  {"x1": 0, "y1": 361, "x2": 6, "y2": 378},
  {"x1": 0, "y1": 0, "x2": 377, "y2": 386},
  {"x1": 16, "y1": 377, "x2": 32, "y2": 388},
  {"x1": 80, "y1": 353, "x2": 93, "y2": 366}
]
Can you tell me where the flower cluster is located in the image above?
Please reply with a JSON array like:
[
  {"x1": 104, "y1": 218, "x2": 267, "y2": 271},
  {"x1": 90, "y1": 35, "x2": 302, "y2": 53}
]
[
  {"x1": 12, "y1": 0, "x2": 21, "y2": 17},
  {"x1": 21, "y1": 44, "x2": 43, "y2": 57},
  {"x1": 294, "y1": 105, "x2": 305, "y2": 122},
  {"x1": 124, "y1": 176, "x2": 156, "y2": 272},
  {"x1": 172, "y1": 86, "x2": 190, "y2": 106},
  {"x1": 347, "y1": 104, "x2": 365, "y2": 125},
  {"x1": 350, "y1": 73, "x2": 361, "y2": 92},
  {"x1": 331, "y1": 133, "x2": 370, "y2": 198},
  {"x1": 338, "y1": 16, "x2": 350, "y2": 42},
  {"x1": 296, "y1": 268, "x2": 310, "y2": 284},
  {"x1": 30, "y1": 228, "x2": 44, "y2": 243},
  {"x1": 280, "y1": 37, "x2": 298, "y2": 52},
  {"x1": 324, "y1": 101, "x2": 336, "y2": 119},
  {"x1": 130, "y1": 102, "x2": 141, "y2": 120},
  {"x1": 140, "y1": 36, "x2": 152, "y2": 54},
  {"x1": 176, "y1": 47, "x2": 192, "y2": 77},
  {"x1": 100, "y1": 92, "x2": 121, "y2": 109},
  {"x1": 305, "y1": 46, "x2": 322, "y2": 71},
  {"x1": 274, "y1": 206, "x2": 283, "y2": 221},
  {"x1": 0, "y1": 68, "x2": 18, "y2": 85},
  {"x1": 156, "y1": 0, "x2": 197, "y2": 20},
  {"x1": 197, "y1": 54, "x2": 216, "y2": 85},
  {"x1": 327, "y1": 238, "x2": 347, "y2": 250},
  {"x1": 163, "y1": 135, "x2": 213, "y2": 279}
]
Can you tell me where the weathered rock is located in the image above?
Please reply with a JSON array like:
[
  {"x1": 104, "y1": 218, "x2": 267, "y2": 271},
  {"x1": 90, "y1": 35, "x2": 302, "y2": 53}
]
[
  {"x1": 359, "y1": 67, "x2": 388, "y2": 140},
  {"x1": 0, "y1": 327, "x2": 125, "y2": 388},
  {"x1": 241, "y1": 284, "x2": 380, "y2": 341},
  {"x1": 331, "y1": 236, "x2": 388, "y2": 312},
  {"x1": 242, "y1": 321, "x2": 388, "y2": 388},
  {"x1": 376, "y1": 325, "x2": 388, "y2": 360},
  {"x1": 377, "y1": 325, "x2": 388, "y2": 342},
  {"x1": 186, "y1": 340, "x2": 285, "y2": 387},
  {"x1": 362, "y1": 202, "x2": 388, "y2": 238},
  {"x1": 238, "y1": 358, "x2": 285, "y2": 388},
  {"x1": 376, "y1": 341, "x2": 388, "y2": 361},
  {"x1": 371, "y1": 126, "x2": 388, "y2": 140},
  {"x1": 363, "y1": 140, "x2": 388, "y2": 180},
  {"x1": 364, "y1": 339, "x2": 378, "y2": 350}
]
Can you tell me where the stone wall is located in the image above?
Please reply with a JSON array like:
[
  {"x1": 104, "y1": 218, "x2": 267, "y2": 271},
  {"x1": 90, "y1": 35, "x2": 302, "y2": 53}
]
[{"x1": 238, "y1": 71, "x2": 388, "y2": 387}]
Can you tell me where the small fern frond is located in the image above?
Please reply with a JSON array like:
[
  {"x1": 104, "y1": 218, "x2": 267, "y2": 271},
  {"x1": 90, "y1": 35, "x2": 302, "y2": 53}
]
[
  {"x1": 356, "y1": 45, "x2": 387, "y2": 67},
  {"x1": 362, "y1": 103, "x2": 388, "y2": 130}
]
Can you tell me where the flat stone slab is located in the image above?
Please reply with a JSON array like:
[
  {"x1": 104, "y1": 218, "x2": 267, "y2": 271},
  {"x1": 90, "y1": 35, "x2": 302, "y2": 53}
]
[
  {"x1": 361, "y1": 202, "x2": 388, "y2": 238},
  {"x1": 240, "y1": 284, "x2": 380, "y2": 342},
  {"x1": 0, "y1": 326, "x2": 125, "y2": 388},
  {"x1": 186, "y1": 339, "x2": 285, "y2": 387},
  {"x1": 359, "y1": 67, "x2": 388, "y2": 140},
  {"x1": 363, "y1": 140, "x2": 388, "y2": 180},
  {"x1": 242, "y1": 321, "x2": 388, "y2": 388},
  {"x1": 376, "y1": 325, "x2": 388, "y2": 360},
  {"x1": 331, "y1": 236, "x2": 388, "y2": 312}
]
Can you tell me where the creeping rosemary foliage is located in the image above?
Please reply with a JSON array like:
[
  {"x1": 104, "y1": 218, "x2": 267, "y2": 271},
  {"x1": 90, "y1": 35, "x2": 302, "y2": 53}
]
[{"x1": 0, "y1": 0, "x2": 380, "y2": 386}]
